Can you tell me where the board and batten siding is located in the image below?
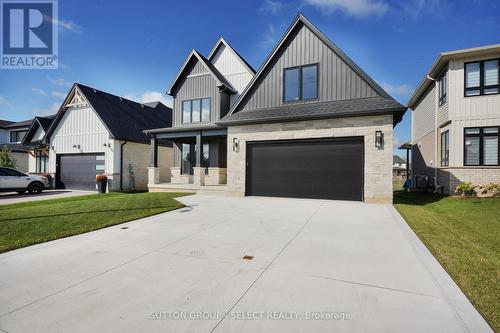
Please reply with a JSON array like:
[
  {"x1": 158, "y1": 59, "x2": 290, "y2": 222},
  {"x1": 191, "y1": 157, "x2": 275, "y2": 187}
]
[
  {"x1": 412, "y1": 85, "x2": 436, "y2": 141},
  {"x1": 32, "y1": 126, "x2": 45, "y2": 141},
  {"x1": 237, "y1": 22, "x2": 378, "y2": 112},
  {"x1": 48, "y1": 105, "x2": 113, "y2": 175},
  {"x1": 172, "y1": 60, "x2": 220, "y2": 127},
  {"x1": 211, "y1": 44, "x2": 253, "y2": 106}
]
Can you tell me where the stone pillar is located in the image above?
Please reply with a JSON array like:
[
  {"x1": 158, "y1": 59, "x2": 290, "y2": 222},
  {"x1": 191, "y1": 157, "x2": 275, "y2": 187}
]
[
  {"x1": 148, "y1": 166, "x2": 159, "y2": 185},
  {"x1": 193, "y1": 167, "x2": 205, "y2": 186}
]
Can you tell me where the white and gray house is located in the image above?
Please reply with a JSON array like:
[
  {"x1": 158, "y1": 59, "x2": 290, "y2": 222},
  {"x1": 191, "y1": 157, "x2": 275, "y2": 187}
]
[
  {"x1": 146, "y1": 14, "x2": 406, "y2": 203},
  {"x1": 408, "y1": 44, "x2": 500, "y2": 193},
  {"x1": 0, "y1": 118, "x2": 33, "y2": 172},
  {"x1": 22, "y1": 83, "x2": 173, "y2": 191}
]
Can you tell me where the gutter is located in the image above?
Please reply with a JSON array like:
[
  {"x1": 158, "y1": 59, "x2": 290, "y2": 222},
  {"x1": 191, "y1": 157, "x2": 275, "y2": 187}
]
[{"x1": 120, "y1": 141, "x2": 127, "y2": 191}]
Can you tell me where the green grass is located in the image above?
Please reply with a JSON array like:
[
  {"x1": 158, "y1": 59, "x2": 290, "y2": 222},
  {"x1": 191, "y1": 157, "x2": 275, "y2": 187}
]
[
  {"x1": 394, "y1": 191, "x2": 500, "y2": 332},
  {"x1": 0, "y1": 192, "x2": 190, "y2": 254}
]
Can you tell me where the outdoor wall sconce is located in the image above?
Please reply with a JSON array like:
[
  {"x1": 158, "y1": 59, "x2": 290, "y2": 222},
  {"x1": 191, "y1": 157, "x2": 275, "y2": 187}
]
[
  {"x1": 72, "y1": 144, "x2": 80, "y2": 149},
  {"x1": 103, "y1": 143, "x2": 110, "y2": 148},
  {"x1": 375, "y1": 131, "x2": 384, "y2": 148},
  {"x1": 232, "y1": 138, "x2": 240, "y2": 152}
]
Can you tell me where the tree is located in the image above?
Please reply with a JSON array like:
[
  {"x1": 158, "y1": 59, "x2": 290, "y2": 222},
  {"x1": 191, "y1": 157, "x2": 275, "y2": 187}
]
[{"x1": 0, "y1": 145, "x2": 17, "y2": 168}]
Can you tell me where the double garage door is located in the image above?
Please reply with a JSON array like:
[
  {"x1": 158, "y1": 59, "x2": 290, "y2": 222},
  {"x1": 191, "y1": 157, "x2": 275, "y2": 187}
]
[
  {"x1": 56, "y1": 154, "x2": 105, "y2": 191},
  {"x1": 246, "y1": 137, "x2": 364, "y2": 201}
]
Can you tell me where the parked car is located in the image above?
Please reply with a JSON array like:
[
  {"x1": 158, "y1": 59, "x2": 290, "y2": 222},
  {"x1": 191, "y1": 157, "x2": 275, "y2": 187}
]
[{"x1": 0, "y1": 167, "x2": 49, "y2": 194}]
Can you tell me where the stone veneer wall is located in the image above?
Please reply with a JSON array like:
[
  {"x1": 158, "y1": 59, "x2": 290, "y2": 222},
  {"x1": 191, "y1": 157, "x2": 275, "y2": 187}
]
[
  {"x1": 227, "y1": 114, "x2": 394, "y2": 203},
  {"x1": 439, "y1": 168, "x2": 500, "y2": 194}
]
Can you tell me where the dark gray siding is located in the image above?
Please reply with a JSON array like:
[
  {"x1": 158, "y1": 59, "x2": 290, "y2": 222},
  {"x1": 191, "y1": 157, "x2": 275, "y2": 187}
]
[
  {"x1": 172, "y1": 59, "x2": 230, "y2": 127},
  {"x1": 237, "y1": 22, "x2": 379, "y2": 112}
]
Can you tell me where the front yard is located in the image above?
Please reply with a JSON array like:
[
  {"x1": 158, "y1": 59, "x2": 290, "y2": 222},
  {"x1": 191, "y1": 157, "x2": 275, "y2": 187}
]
[
  {"x1": 0, "y1": 192, "x2": 188, "y2": 254},
  {"x1": 394, "y1": 192, "x2": 499, "y2": 332}
]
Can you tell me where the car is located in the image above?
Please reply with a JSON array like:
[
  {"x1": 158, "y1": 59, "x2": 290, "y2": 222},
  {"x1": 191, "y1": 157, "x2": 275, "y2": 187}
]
[{"x1": 0, "y1": 167, "x2": 50, "y2": 194}]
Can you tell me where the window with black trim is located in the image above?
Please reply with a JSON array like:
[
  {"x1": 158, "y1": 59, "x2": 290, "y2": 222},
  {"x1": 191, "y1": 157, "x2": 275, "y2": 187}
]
[
  {"x1": 283, "y1": 64, "x2": 318, "y2": 102},
  {"x1": 441, "y1": 130, "x2": 449, "y2": 166},
  {"x1": 182, "y1": 98, "x2": 210, "y2": 124},
  {"x1": 464, "y1": 127, "x2": 499, "y2": 166},
  {"x1": 464, "y1": 59, "x2": 499, "y2": 97},
  {"x1": 438, "y1": 71, "x2": 447, "y2": 105},
  {"x1": 10, "y1": 130, "x2": 27, "y2": 143}
]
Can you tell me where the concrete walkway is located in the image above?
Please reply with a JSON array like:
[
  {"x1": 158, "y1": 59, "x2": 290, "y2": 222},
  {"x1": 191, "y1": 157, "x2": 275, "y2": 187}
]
[{"x1": 0, "y1": 195, "x2": 492, "y2": 332}]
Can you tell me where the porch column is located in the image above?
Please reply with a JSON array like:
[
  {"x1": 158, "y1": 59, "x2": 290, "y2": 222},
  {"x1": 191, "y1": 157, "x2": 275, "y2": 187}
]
[
  {"x1": 148, "y1": 135, "x2": 159, "y2": 185},
  {"x1": 193, "y1": 132, "x2": 205, "y2": 186}
]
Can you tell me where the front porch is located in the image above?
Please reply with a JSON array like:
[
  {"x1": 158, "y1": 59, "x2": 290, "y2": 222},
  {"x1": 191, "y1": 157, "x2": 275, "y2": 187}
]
[{"x1": 147, "y1": 125, "x2": 228, "y2": 192}]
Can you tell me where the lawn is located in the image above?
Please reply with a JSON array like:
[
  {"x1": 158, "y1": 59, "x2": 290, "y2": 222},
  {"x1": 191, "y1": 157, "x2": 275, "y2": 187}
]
[
  {"x1": 0, "y1": 192, "x2": 189, "y2": 254},
  {"x1": 394, "y1": 192, "x2": 500, "y2": 332}
]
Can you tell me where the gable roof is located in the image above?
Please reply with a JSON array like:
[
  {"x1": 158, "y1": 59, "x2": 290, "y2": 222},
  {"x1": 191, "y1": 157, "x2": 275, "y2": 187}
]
[
  {"x1": 2, "y1": 119, "x2": 33, "y2": 129},
  {"x1": 22, "y1": 115, "x2": 56, "y2": 145},
  {"x1": 407, "y1": 43, "x2": 500, "y2": 109},
  {"x1": 45, "y1": 83, "x2": 172, "y2": 144},
  {"x1": 207, "y1": 37, "x2": 256, "y2": 75},
  {"x1": 167, "y1": 49, "x2": 236, "y2": 96},
  {"x1": 227, "y1": 14, "x2": 396, "y2": 117}
]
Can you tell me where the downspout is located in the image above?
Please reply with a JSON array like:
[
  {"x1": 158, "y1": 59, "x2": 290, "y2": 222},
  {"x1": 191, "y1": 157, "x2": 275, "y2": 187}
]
[
  {"x1": 120, "y1": 141, "x2": 127, "y2": 191},
  {"x1": 427, "y1": 74, "x2": 439, "y2": 191}
]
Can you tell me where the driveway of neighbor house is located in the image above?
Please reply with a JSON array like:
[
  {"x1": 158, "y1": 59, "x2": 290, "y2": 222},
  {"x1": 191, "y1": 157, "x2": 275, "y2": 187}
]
[
  {"x1": 0, "y1": 190, "x2": 95, "y2": 205},
  {"x1": 0, "y1": 195, "x2": 492, "y2": 333}
]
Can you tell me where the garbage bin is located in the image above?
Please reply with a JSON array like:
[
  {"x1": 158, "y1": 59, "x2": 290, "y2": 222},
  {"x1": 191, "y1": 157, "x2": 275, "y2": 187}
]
[{"x1": 96, "y1": 174, "x2": 108, "y2": 193}]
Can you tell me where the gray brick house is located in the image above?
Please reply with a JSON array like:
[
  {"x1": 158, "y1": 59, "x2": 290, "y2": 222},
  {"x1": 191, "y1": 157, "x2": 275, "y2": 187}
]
[{"x1": 146, "y1": 14, "x2": 406, "y2": 203}]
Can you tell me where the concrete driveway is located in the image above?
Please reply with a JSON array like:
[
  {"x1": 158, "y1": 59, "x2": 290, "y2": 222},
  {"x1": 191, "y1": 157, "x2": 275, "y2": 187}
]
[
  {"x1": 0, "y1": 189, "x2": 95, "y2": 205},
  {"x1": 0, "y1": 195, "x2": 491, "y2": 333}
]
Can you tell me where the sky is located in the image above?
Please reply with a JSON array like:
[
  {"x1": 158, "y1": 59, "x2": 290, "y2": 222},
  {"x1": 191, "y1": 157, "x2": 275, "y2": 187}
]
[{"x1": 0, "y1": 0, "x2": 499, "y2": 156}]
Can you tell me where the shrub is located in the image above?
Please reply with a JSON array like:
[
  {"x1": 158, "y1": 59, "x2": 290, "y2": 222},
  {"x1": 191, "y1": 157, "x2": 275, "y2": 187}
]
[
  {"x1": 0, "y1": 145, "x2": 16, "y2": 168},
  {"x1": 456, "y1": 182, "x2": 475, "y2": 196}
]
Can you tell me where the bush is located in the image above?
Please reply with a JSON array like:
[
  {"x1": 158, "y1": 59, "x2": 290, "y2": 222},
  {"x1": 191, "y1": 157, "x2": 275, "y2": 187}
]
[
  {"x1": 0, "y1": 145, "x2": 16, "y2": 168},
  {"x1": 455, "y1": 182, "x2": 475, "y2": 196},
  {"x1": 456, "y1": 182, "x2": 500, "y2": 197}
]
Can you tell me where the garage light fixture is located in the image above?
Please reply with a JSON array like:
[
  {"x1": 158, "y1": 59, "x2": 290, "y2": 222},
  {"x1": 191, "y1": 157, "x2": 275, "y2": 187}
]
[
  {"x1": 103, "y1": 143, "x2": 110, "y2": 148},
  {"x1": 232, "y1": 138, "x2": 240, "y2": 152},
  {"x1": 72, "y1": 144, "x2": 80, "y2": 149},
  {"x1": 375, "y1": 131, "x2": 384, "y2": 148}
]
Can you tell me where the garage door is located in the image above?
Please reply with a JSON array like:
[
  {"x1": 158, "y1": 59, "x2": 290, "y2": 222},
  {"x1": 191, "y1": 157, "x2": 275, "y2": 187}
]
[
  {"x1": 56, "y1": 154, "x2": 105, "y2": 190},
  {"x1": 246, "y1": 137, "x2": 364, "y2": 201}
]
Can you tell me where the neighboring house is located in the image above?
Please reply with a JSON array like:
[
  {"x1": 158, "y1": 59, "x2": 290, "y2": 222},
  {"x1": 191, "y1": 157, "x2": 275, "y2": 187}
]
[
  {"x1": 393, "y1": 155, "x2": 407, "y2": 176},
  {"x1": 146, "y1": 14, "x2": 406, "y2": 203},
  {"x1": 408, "y1": 44, "x2": 500, "y2": 193},
  {"x1": 23, "y1": 83, "x2": 173, "y2": 191},
  {"x1": 0, "y1": 118, "x2": 33, "y2": 172}
]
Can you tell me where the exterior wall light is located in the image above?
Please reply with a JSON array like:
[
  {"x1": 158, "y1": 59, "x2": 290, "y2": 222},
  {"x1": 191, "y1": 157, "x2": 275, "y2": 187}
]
[
  {"x1": 232, "y1": 138, "x2": 240, "y2": 152},
  {"x1": 375, "y1": 131, "x2": 384, "y2": 148},
  {"x1": 103, "y1": 143, "x2": 111, "y2": 148},
  {"x1": 72, "y1": 144, "x2": 80, "y2": 149}
]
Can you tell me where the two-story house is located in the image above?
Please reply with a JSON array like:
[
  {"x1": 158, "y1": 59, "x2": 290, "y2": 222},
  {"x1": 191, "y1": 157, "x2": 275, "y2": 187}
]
[
  {"x1": 146, "y1": 14, "x2": 406, "y2": 203},
  {"x1": 408, "y1": 44, "x2": 500, "y2": 193},
  {"x1": 21, "y1": 83, "x2": 174, "y2": 191},
  {"x1": 0, "y1": 118, "x2": 33, "y2": 171}
]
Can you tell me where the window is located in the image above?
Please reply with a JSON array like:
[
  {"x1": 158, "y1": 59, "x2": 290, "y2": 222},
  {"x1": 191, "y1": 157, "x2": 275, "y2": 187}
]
[
  {"x1": 465, "y1": 59, "x2": 499, "y2": 97},
  {"x1": 464, "y1": 127, "x2": 499, "y2": 166},
  {"x1": 438, "y1": 71, "x2": 447, "y2": 105},
  {"x1": 182, "y1": 98, "x2": 210, "y2": 124},
  {"x1": 202, "y1": 143, "x2": 209, "y2": 174},
  {"x1": 35, "y1": 151, "x2": 48, "y2": 173},
  {"x1": 441, "y1": 130, "x2": 449, "y2": 166},
  {"x1": 284, "y1": 64, "x2": 318, "y2": 102},
  {"x1": 10, "y1": 130, "x2": 27, "y2": 143},
  {"x1": 181, "y1": 143, "x2": 193, "y2": 174}
]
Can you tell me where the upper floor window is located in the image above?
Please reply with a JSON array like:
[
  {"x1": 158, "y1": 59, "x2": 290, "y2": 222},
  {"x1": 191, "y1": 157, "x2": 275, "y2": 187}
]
[
  {"x1": 441, "y1": 130, "x2": 449, "y2": 167},
  {"x1": 283, "y1": 64, "x2": 318, "y2": 102},
  {"x1": 182, "y1": 98, "x2": 210, "y2": 124},
  {"x1": 465, "y1": 59, "x2": 499, "y2": 97},
  {"x1": 438, "y1": 71, "x2": 447, "y2": 105},
  {"x1": 464, "y1": 127, "x2": 499, "y2": 166},
  {"x1": 10, "y1": 130, "x2": 27, "y2": 143}
]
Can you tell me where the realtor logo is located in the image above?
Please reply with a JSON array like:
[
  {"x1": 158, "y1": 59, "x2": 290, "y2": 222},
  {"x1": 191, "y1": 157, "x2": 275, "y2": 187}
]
[{"x1": 1, "y1": 0, "x2": 58, "y2": 69}]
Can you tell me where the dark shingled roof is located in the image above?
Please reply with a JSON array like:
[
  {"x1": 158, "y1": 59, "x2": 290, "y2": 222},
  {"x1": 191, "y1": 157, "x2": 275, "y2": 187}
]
[
  {"x1": 0, "y1": 120, "x2": 14, "y2": 128},
  {"x1": 218, "y1": 97, "x2": 406, "y2": 126},
  {"x1": 3, "y1": 119, "x2": 33, "y2": 128},
  {"x1": 38, "y1": 115, "x2": 55, "y2": 131},
  {"x1": 0, "y1": 143, "x2": 26, "y2": 152},
  {"x1": 393, "y1": 155, "x2": 406, "y2": 164},
  {"x1": 76, "y1": 84, "x2": 172, "y2": 143}
]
